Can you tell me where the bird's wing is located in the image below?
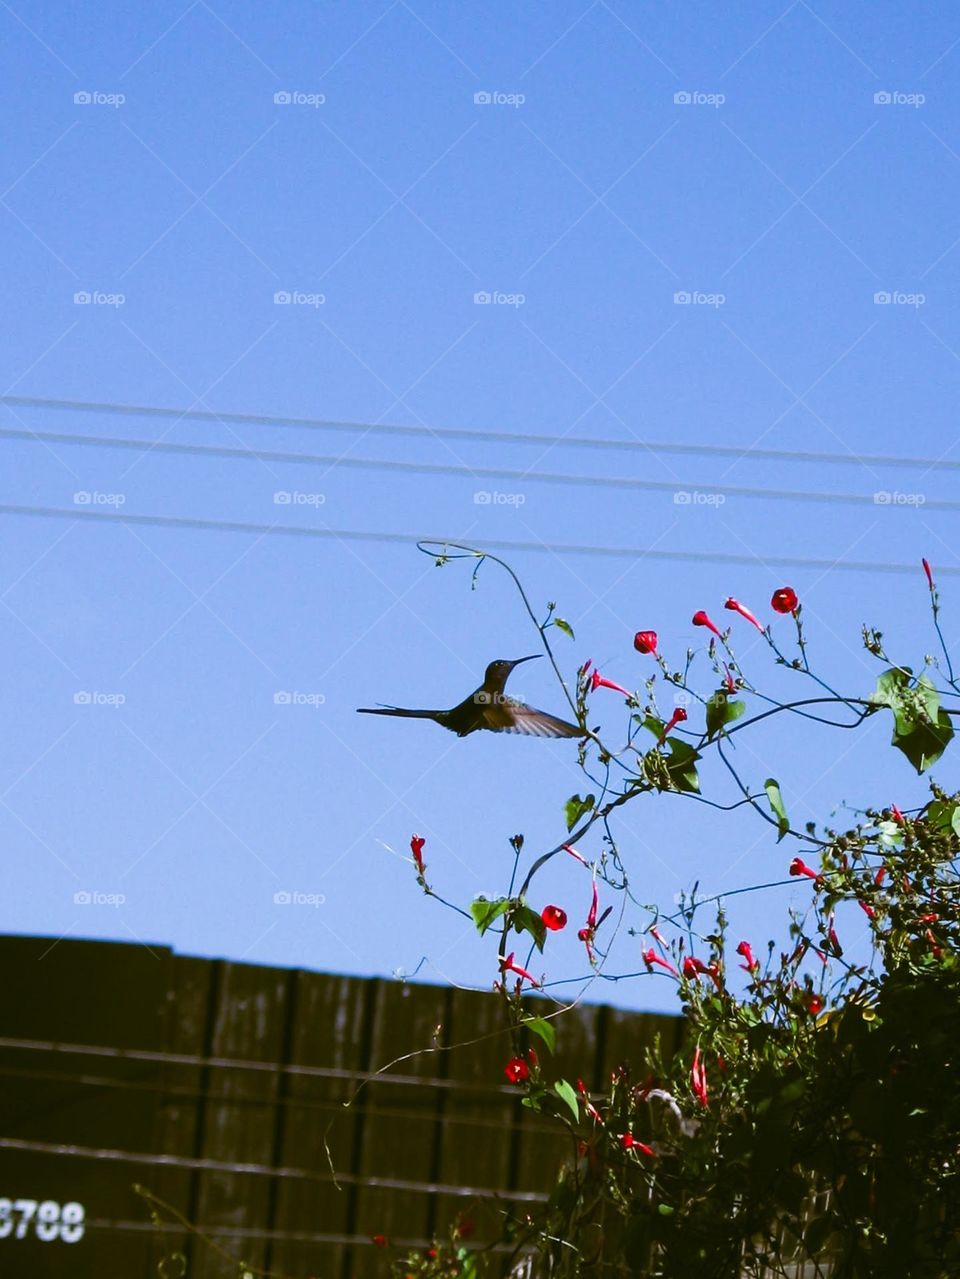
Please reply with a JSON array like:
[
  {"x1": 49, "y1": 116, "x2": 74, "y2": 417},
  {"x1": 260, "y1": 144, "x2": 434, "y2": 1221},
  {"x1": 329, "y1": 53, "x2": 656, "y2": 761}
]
[{"x1": 486, "y1": 701, "x2": 583, "y2": 738}]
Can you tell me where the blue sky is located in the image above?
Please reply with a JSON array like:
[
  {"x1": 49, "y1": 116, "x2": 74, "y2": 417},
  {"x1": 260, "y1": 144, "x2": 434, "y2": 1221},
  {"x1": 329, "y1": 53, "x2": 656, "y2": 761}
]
[{"x1": 2, "y1": 1, "x2": 959, "y2": 1013}]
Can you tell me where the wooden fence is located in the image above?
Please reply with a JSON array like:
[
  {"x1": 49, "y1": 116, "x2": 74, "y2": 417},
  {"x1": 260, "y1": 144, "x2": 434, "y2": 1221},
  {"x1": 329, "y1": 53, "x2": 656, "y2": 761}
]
[{"x1": 0, "y1": 935, "x2": 683, "y2": 1278}]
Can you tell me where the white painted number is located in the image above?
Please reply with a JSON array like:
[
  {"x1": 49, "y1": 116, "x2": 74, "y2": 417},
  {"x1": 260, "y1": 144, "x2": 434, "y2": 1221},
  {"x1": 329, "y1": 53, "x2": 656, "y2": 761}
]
[{"x1": 0, "y1": 1197, "x2": 85, "y2": 1243}]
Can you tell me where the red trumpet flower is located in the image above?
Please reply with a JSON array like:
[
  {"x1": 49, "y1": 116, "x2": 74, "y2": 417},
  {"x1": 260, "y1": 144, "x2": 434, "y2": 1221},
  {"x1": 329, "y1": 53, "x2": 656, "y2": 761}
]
[
  {"x1": 736, "y1": 940, "x2": 759, "y2": 972},
  {"x1": 725, "y1": 597, "x2": 765, "y2": 633},
  {"x1": 789, "y1": 856, "x2": 821, "y2": 884},
  {"x1": 504, "y1": 1057, "x2": 529, "y2": 1084},
  {"x1": 633, "y1": 630, "x2": 658, "y2": 655},
  {"x1": 621, "y1": 1133, "x2": 656, "y2": 1157},
  {"x1": 500, "y1": 952, "x2": 540, "y2": 987},
  {"x1": 410, "y1": 834, "x2": 426, "y2": 873},
  {"x1": 590, "y1": 669, "x2": 632, "y2": 697},
  {"x1": 643, "y1": 948, "x2": 678, "y2": 977},
  {"x1": 692, "y1": 610, "x2": 723, "y2": 640},
  {"x1": 691, "y1": 1046, "x2": 709, "y2": 1107},
  {"x1": 658, "y1": 705, "x2": 688, "y2": 744},
  {"x1": 771, "y1": 586, "x2": 799, "y2": 615},
  {"x1": 541, "y1": 904, "x2": 567, "y2": 931}
]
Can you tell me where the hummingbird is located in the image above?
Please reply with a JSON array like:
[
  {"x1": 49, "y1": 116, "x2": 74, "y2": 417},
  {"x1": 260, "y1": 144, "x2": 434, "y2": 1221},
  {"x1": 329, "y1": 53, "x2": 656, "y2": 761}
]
[{"x1": 357, "y1": 655, "x2": 583, "y2": 738}]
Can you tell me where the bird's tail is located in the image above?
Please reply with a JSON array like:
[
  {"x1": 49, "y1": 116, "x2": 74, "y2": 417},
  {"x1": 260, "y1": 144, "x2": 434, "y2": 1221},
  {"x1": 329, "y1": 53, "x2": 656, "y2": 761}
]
[{"x1": 356, "y1": 705, "x2": 441, "y2": 720}]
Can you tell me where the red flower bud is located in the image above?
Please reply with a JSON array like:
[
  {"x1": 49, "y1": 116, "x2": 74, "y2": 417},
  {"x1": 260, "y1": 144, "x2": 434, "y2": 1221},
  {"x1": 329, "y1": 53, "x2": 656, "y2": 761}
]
[
  {"x1": 633, "y1": 630, "x2": 658, "y2": 655},
  {"x1": 541, "y1": 904, "x2": 567, "y2": 931},
  {"x1": 771, "y1": 586, "x2": 799, "y2": 614},
  {"x1": 724, "y1": 597, "x2": 765, "y2": 633},
  {"x1": 692, "y1": 609, "x2": 723, "y2": 640},
  {"x1": 736, "y1": 940, "x2": 758, "y2": 971},
  {"x1": 410, "y1": 834, "x2": 426, "y2": 873},
  {"x1": 372, "y1": 1234, "x2": 389, "y2": 1248},
  {"x1": 690, "y1": 1046, "x2": 709, "y2": 1107},
  {"x1": 858, "y1": 900, "x2": 876, "y2": 920},
  {"x1": 922, "y1": 558, "x2": 934, "y2": 590},
  {"x1": 805, "y1": 994, "x2": 824, "y2": 1015},
  {"x1": 658, "y1": 705, "x2": 688, "y2": 744},
  {"x1": 504, "y1": 1057, "x2": 529, "y2": 1084}
]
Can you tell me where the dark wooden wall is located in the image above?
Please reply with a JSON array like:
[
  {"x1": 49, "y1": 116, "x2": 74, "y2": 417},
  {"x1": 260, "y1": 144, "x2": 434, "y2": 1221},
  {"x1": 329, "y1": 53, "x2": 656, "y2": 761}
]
[{"x1": 0, "y1": 936, "x2": 682, "y2": 1278}]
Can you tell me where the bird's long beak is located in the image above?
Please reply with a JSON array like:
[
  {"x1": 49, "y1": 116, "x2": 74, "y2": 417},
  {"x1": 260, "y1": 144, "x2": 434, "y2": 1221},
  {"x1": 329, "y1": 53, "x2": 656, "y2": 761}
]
[{"x1": 509, "y1": 654, "x2": 541, "y2": 668}]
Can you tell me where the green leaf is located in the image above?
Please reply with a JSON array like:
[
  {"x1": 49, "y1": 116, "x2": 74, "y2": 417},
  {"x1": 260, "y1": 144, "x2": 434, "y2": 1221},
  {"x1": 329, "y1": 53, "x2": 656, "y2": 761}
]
[
  {"x1": 564, "y1": 792, "x2": 596, "y2": 831},
  {"x1": 523, "y1": 1015, "x2": 556, "y2": 1054},
  {"x1": 705, "y1": 689, "x2": 746, "y2": 739},
  {"x1": 469, "y1": 896, "x2": 509, "y2": 936},
  {"x1": 554, "y1": 1078, "x2": 580, "y2": 1123},
  {"x1": 664, "y1": 739, "x2": 701, "y2": 793},
  {"x1": 512, "y1": 902, "x2": 547, "y2": 952},
  {"x1": 553, "y1": 617, "x2": 575, "y2": 640},
  {"x1": 869, "y1": 668, "x2": 954, "y2": 773},
  {"x1": 764, "y1": 778, "x2": 790, "y2": 841}
]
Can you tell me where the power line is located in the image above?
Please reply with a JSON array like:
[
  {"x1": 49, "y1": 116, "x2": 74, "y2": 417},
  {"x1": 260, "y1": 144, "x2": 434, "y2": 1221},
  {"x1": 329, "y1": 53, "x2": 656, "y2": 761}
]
[
  {"x1": 2, "y1": 424, "x2": 956, "y2": 511},
  {"x1": 2, "y1": 392, "x2": 956, "y2": 473},
  {"x1": 1, "y1": 501, "x2": 954, "y2": 576}
]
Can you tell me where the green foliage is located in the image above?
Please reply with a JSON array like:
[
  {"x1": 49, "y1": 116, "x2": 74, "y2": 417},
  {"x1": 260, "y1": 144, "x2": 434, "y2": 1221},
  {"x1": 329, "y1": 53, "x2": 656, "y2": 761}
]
[
  {"x1": 869, "y1": 667, "x2": 954, "y2": 773},
  {"x1": 468, "y1": 896, "x2": 508, "y2": 935},
  {"x1": 564, "y1": 792, "x2": 595, "y2": 831},
  {"x1": 705, "y1": 689, "x2": 746, "y2": 739},
  {"x1": 763, "y1": 777, "x2": 790, "y2": 841}
]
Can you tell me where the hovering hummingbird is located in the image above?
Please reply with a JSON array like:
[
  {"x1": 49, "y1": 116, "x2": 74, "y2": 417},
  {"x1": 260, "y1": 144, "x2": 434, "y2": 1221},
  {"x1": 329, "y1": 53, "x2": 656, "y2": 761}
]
[{"x1": 357, "y1": 655, "x2": 583, "y2": 738}]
